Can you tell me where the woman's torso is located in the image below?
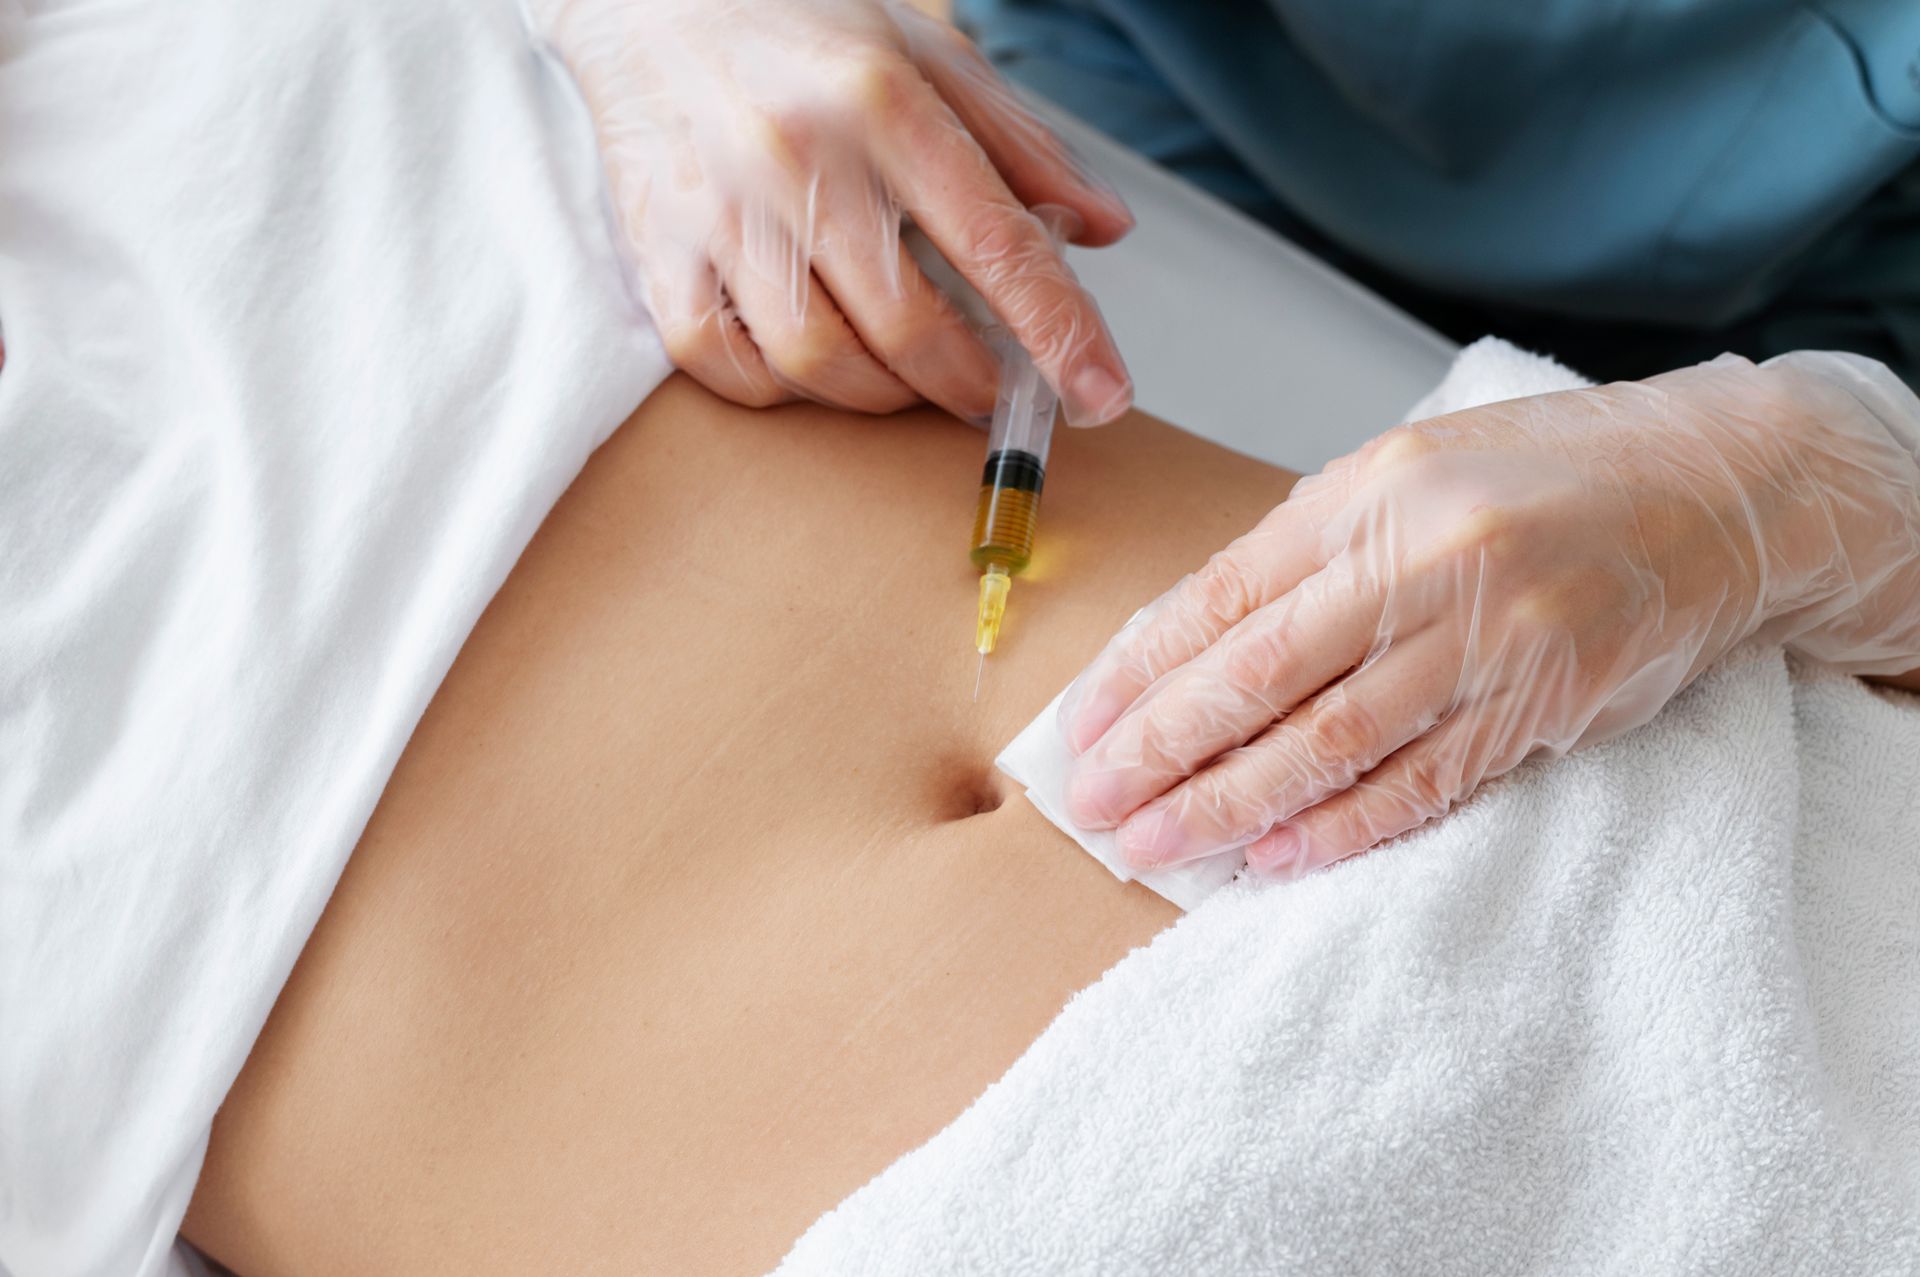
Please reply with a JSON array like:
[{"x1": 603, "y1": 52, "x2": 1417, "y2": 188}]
[{"x1": 182, "y1": 377, "x2": 1297, "y2": 1274}]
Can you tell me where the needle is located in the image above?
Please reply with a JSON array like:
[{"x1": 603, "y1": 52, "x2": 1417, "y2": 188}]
[{"x1": 973, "y1": 649, "x2": 986, "y2": 702}]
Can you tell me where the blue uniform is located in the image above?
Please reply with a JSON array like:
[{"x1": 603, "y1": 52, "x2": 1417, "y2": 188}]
[{"x1": 959, "y1": 0, "x2": 1920, "y2": 385}]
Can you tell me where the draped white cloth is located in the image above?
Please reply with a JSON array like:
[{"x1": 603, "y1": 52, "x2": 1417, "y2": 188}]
[{"x1": 0, "y1": 3, "x2": 664, "y2": 1271}]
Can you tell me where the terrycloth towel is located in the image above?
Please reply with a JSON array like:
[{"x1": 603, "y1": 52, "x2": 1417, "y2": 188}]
[{"x1": 776, "y1": 340, "x2": 1920, "y2": 1274}]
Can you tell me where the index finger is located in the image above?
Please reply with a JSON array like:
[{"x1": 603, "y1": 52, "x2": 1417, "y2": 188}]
[
  {"x1": 1059, "y1": 482, "x2": 1344, "y2": 754},
  {"x1": 874, "y1": 82, "x2": 1131, "y2": 427},
  {"x1": 1065, "y1": 563, "x2": 1383, "y2": 830},
  {"x1": 894, "y1": 7, "x2": 1134, "y2": 248}
]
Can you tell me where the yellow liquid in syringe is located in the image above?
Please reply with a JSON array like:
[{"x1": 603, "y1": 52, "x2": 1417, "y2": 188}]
[
  {"x1": 970, "y1": 481, "x2": 1039, "y2": 574},
  {"x1": 967, "y1": 326, "x2": 1056, "y2": 696},
  {"x1": 970, "y1": 448, "x2": 1046, "y2": 665}
]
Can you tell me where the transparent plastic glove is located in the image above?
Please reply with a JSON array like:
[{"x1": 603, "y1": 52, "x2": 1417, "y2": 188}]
[
  {"x1": 529, "y1": 0, "x2": 1135, "y2": 425},
  {"x1": 1060, "y1": 353, "x2": 1920, "y2": 880}
]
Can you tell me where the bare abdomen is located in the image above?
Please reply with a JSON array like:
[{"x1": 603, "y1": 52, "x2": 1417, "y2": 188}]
[{"x1": 184, "y1": 377, "x2": 1293, "y2": 1274}]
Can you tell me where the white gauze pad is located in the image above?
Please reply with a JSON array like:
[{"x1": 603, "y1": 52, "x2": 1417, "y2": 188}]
[{"x1": 995, "y1": 688, "x2": 1243, "y2": 912}]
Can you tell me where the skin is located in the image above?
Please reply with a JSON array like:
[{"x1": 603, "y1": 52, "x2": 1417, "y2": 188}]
[
  {"x1": 182, "y1": 375, "x2": 1294, "y2": 1275},
  {"x1": 180, "y1": 363, "x2": 1912, "y2": 1275}
]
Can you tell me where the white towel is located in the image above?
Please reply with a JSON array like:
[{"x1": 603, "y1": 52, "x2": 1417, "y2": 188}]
[
  {"x1": 775, "y1": 340, "x2": 1920, "y2": 1274},
  {"x1": 0, "y1": 2, "x2": 664, "y2": 1273}
]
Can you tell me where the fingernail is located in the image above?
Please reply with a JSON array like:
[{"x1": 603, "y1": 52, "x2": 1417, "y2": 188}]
[
  {"x1": 1118, "y1": 806, "x2": 1184, "y2": 869},
  {"x1": 1064, "y1": 363, "x2": 1131, "y2": 427},
  {"x1": 1121, "y1": 806, "x2": 1175, "y2": 867},
  {"x1": 1059, "y1": 685, "x2": 1124, "y2": 755},
  {"x1": 1246, "y1": 826, "x2": 1302, "y2": 878},
  {"x1": 1072, "y1": 165, "x2": 1132, "y2": 228},
  {"x1": 1065, "y1": 765, "x2": 1126, "y2": 829}
]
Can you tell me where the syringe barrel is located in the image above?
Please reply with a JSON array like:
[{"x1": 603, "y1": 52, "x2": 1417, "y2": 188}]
[
  {"x1": 971, "y1": 330, "x2": 1059, "y2": 575},
  {"x1": 971, "y1": 450, "x2": 1042, "y2": 573},
  {"x1": 986, "y1": 329, "x2": 1059, "y2": 465}
]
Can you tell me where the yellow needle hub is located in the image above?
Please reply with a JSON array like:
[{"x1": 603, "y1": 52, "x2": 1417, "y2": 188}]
[{"x1": 975, "y1": 562, "x2": 1012, "y2": 655}]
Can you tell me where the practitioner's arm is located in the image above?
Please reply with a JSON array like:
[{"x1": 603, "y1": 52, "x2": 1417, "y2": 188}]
[{"x1": 1054, "y1": 352, "x2": 1920, "y2": 878}]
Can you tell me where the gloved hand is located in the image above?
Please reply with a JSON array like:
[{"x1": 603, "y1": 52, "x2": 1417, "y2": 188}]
[
  {"x1": 529, "y1": 0, "x2": 1135, "y2": 425},
  {"x1": 1060, "y1": 352, "x2": 1920, "y2": 879}
]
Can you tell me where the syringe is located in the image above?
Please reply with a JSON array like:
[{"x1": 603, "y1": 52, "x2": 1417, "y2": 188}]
[{"x1": 970, "y1": 330, "x2": 1060, "y2": 698}]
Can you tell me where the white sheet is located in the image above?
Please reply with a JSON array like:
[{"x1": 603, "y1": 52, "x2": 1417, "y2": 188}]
[
  {"x1": 0, "y1": 2, "x2": 666, "y2": 1272},
  {"x1": 776, "y1": 341, "x2": 1920, "y2": 1275}
]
